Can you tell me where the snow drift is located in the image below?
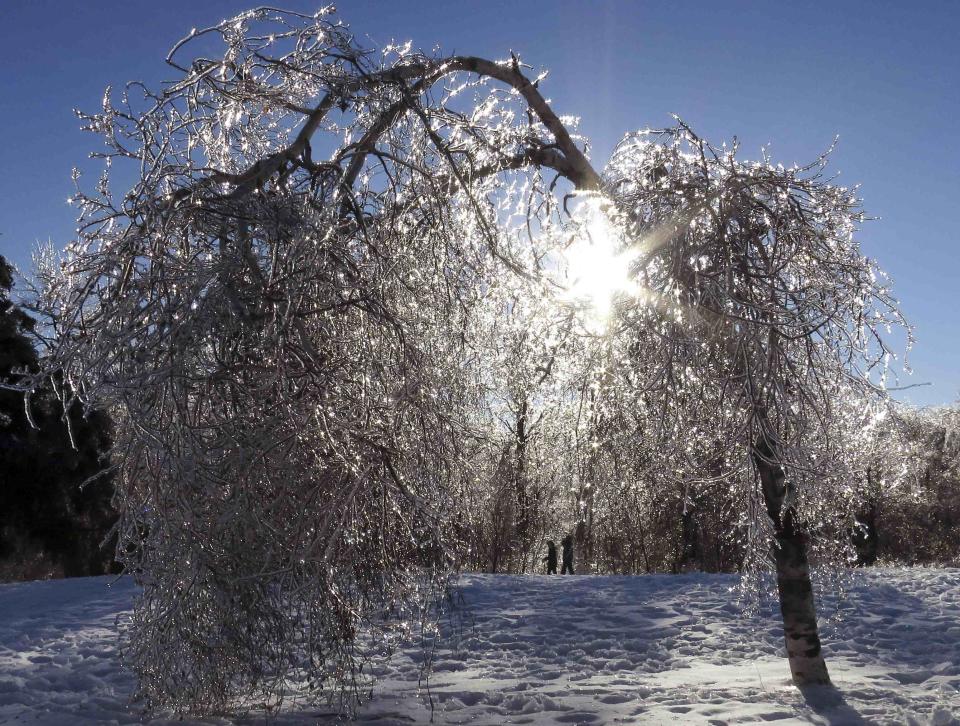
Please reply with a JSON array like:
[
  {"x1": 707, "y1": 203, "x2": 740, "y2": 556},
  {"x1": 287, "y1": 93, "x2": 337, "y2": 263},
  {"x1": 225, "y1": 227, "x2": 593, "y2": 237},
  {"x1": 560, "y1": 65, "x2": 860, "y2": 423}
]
[{"x1": 0, "y1": 568, "x2": 957, "y2": 724}]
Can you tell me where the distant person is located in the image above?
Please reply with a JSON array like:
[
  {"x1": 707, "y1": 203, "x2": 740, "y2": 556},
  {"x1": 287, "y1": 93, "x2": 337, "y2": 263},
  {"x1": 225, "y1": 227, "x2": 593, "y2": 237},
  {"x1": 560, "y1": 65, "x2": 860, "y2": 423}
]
[
  {"x1": 543, "y1": 540, "x2": 557, "y2": 574},
  {"x1": 561, "y1": 534, "x2": 574, "y2": 575}
]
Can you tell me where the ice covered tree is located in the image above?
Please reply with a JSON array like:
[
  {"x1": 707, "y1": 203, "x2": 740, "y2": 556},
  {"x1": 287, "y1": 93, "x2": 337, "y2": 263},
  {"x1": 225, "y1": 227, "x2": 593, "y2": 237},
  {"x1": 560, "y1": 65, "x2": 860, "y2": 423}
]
[
  {"x1": 597, "y1": 128, "x2": 905, "y2": 682},
  {"x1": 29, "y1": 6, "x2": 906, "y2": 713},
  {"x1": 857, "y1": 403, "x2": 960, "y2": 565},
  {"x1": 29, "y1": 8, "x2": 592, "y2": 714},
  {"x1": 462, "y1": 280, "x2": 583, "y2": 573}
]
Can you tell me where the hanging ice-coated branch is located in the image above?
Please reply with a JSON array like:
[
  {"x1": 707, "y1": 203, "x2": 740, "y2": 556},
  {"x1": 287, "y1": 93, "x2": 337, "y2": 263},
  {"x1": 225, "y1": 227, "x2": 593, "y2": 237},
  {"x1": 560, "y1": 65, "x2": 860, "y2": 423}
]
[{"x1": 33, "y1": 7, "x2": 605, "y2": 715}]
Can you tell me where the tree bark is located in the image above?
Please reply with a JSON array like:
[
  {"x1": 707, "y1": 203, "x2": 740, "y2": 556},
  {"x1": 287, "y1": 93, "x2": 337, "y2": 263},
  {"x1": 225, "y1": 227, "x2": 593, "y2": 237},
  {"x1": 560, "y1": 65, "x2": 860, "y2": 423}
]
[
  {"x1": 754, "y1": 438, "x2": 831, "y2": 686},
  {"x1": 515, "y1": 396, "x2": 530, "y2": 553}
]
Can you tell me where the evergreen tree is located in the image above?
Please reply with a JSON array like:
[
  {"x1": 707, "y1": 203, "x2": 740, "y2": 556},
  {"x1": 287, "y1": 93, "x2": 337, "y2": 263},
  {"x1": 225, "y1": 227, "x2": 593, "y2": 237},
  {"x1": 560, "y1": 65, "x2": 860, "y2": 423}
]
[{"x1": 0, "y1": 255, "x2": 116, "y2": 580}]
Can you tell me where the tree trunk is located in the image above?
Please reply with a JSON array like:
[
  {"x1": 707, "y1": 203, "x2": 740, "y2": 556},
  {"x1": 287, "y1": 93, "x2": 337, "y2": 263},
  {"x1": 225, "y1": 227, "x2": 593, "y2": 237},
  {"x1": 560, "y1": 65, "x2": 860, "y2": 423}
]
[
  {"x1": 515, "y1": 397, "x2": 530, "y2": 554},
  {"x1": 853, "y1": 466, "x2": 879, "y2": 566},
  {"x1": 754, "y1": 438, "x2": 831, "y2": 685},
  {"x1": 772, "y1": 523, "x2": 830, "y2": 684},
  {"x1": 679, "y1": 501, "x2": 699, "y2": 571}
]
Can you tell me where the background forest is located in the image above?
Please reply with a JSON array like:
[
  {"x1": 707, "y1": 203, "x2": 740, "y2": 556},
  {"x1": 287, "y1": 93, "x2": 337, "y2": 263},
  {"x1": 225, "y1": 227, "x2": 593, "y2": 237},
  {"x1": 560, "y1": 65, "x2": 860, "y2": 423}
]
[
  {"x1": 0, "y1": 256, "x2": 116, "y2": 581},
  {"x1": 2, "y1": 248, "x2": 956, "y2": 582}
]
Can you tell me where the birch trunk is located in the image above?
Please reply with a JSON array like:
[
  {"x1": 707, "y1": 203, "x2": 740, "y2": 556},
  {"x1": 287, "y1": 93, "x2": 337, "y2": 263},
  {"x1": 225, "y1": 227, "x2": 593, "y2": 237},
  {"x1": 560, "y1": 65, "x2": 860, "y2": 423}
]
[{"x1": 755, "y1": 439, "x2": 831, "y2": 685}]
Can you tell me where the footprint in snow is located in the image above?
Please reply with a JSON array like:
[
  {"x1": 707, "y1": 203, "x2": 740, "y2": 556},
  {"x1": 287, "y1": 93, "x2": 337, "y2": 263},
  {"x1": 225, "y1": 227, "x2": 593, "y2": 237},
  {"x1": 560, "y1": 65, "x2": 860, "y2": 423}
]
[{"x1": 597, "y1": 693, "x2": 633, "y2": 704}]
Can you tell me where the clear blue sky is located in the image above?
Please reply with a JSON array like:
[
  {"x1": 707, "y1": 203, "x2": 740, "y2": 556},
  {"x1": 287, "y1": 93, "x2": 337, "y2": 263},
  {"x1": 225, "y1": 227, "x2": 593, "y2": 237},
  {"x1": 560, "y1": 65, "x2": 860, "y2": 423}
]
[{"x1": 1, "y1": 1, "x2": 956, "y2": 405}]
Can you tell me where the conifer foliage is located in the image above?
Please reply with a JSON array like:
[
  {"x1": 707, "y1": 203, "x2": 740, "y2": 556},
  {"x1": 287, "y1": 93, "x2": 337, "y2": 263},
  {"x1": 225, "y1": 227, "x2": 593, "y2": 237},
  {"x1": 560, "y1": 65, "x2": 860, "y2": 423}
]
[{"x1": 0, "y1": 256, "x2": 115, "y2": 580}]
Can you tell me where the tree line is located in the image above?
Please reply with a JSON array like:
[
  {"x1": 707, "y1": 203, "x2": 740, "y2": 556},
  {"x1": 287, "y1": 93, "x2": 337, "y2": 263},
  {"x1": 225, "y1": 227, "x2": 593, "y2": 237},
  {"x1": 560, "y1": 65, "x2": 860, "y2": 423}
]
[
  {"x1": 0, "y1": 255, "x2": 116, "y2": 580},
  {"x1": 7, "y1": 253, "x2": 954, "y2": 584},
  {"x1": 457, "y1": 381, "x2": 960, "y2": 576}
]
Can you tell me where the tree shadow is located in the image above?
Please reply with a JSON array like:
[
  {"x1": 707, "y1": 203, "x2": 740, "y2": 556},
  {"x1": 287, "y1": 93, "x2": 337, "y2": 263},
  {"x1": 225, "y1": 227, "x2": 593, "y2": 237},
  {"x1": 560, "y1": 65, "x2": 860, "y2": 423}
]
[{"x1": 798, "y1": 683, "x2": 870, "y2": 726}]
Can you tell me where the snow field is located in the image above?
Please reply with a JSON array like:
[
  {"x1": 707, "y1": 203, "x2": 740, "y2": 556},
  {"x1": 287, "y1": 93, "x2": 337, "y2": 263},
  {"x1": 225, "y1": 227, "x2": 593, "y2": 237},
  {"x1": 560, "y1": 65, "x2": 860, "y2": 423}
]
[{"x1": 0, "y1": 568, "x2": 957, "y2": 724}]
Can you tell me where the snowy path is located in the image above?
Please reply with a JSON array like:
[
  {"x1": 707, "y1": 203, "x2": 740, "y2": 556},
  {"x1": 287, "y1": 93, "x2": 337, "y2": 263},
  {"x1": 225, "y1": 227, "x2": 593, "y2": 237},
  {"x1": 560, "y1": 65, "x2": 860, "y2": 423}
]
[{"x1": 0, "y1": 569, "x2": 957, "y2": 725}]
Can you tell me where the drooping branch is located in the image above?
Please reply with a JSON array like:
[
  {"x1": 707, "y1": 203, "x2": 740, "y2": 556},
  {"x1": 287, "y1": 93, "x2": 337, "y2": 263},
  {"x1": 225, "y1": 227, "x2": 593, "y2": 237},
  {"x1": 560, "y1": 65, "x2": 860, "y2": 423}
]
[{"x1": 166, "y1": 53, "x2": 601, "y2": 211}]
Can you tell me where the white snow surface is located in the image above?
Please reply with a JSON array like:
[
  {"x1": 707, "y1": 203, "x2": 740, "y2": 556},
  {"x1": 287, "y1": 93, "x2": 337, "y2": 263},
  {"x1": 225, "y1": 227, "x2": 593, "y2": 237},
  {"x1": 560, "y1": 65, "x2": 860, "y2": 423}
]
[{"x1": 0, "y1": 569, "x2": 958, "y2": 725}]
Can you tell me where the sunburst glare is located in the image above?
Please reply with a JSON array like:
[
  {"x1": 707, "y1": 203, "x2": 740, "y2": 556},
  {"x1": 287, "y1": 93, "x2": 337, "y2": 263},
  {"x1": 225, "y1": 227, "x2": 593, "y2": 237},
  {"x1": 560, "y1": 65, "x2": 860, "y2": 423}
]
[{"x1": 562, "y1": 204, "x2": 638, "y2": 328}]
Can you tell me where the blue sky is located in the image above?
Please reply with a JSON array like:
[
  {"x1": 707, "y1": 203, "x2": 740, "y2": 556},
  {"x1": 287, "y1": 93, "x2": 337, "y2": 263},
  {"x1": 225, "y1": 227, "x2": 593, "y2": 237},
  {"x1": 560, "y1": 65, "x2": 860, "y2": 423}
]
[{"x1": 1, "y1": 1, "x2": 956, "y2": 405}]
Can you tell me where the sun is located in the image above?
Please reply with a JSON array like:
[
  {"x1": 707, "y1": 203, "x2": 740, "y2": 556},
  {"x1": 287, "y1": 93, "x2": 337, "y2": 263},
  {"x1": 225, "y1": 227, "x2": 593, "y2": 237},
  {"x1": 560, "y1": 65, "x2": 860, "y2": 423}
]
[{"x1": 561, "y1": 205, "x2": 638, "y2": 326}]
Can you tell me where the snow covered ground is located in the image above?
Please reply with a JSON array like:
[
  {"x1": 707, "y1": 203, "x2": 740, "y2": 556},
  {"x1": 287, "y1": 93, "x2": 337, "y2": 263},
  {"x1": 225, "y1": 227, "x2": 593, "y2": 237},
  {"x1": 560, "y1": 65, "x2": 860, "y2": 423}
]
[{"x1": 0, "y1": 569, "x2": 957, "y2": 725}]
